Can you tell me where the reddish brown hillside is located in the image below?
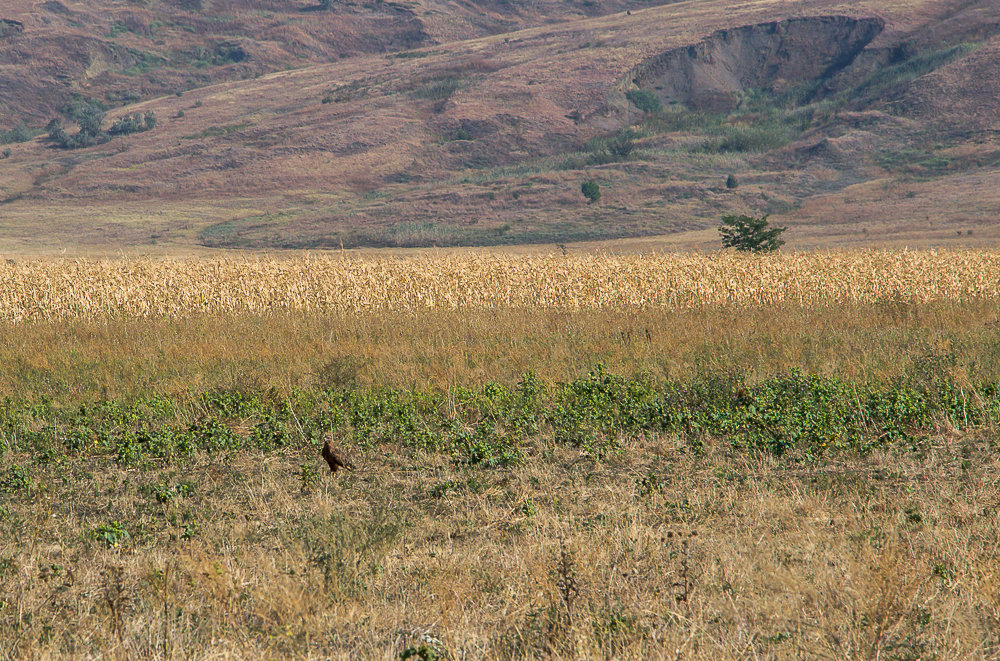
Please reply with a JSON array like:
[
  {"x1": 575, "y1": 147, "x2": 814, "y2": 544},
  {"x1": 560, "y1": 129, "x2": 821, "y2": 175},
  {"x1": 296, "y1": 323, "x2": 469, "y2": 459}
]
[
  {"x1": 0, "y1": 0, "x2": 998, "y2": 253},
  {"x1": 0, "y1": 0, "x2": 671, "y2": 129}
]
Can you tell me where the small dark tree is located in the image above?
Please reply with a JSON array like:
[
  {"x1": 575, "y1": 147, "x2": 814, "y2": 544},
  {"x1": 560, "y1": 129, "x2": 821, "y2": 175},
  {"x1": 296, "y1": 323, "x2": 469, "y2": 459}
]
[
  {"x1": 581, "y1": 180, "x2": 600, "y2": 204},
  {"x1": 144, "y1": 111, "x2": 157, "y2": 130},
  {"x1": 719, "y1": 213, "x2": 786, "y2": 252},
  {"x1": 725, "y1": 174, "x2": 739, "y2": 189},
  {"x1": 75, "y1": 105, "x2": 105, "y2": 138}
]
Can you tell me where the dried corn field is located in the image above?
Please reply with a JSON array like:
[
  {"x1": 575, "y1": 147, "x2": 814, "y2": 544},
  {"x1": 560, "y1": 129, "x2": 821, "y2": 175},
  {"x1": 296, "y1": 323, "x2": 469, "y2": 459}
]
[{"x1": 3, "y1": 250, "x2": 1000, "y2": 322}]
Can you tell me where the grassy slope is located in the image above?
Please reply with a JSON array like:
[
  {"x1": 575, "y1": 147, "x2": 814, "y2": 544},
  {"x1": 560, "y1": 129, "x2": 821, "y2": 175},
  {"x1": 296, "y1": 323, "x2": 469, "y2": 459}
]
[
  {"x1": 0, "y1": 0, "x2": 666, "y2": 126},
  {"x1": 0, "y1": 0, "x2": 998, "y2": 253},
  {"x1": 4, "y1": 2, "x2": 1000, "y2": 655}
]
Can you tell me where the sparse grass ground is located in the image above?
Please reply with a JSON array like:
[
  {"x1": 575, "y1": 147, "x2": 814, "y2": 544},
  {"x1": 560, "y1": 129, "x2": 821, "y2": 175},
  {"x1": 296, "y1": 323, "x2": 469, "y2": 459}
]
[{"x1": 3, "y1": 393, "x2": 999, "y2": 659}]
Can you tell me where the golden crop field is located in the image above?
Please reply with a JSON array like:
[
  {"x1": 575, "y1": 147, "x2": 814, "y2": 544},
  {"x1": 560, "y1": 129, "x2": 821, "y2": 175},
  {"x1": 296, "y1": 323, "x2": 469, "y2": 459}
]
[{"x1": 3, "y1": 249, "x2": 1000, "y2": 322}]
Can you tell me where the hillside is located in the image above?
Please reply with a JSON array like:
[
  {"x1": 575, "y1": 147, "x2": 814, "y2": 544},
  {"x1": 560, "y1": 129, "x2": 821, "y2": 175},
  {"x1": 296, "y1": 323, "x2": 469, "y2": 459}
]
[
  {"x1": 0, "y1": 0, "x2": 999, "y2": 253},
  {"x1": 0, "y1": 0, "x2": 670, "y2": 128}
]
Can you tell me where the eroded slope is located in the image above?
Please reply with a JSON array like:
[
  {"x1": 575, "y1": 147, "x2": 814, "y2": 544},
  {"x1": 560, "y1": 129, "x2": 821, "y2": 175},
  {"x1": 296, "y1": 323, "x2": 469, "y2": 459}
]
[{"x1": 631, "y1": 16, "x2": 886, "y2": 112}]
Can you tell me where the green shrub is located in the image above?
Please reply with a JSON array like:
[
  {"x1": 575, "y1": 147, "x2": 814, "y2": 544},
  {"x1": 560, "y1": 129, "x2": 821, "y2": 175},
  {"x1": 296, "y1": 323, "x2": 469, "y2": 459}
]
[
  {"x1": 93, "y1": 521, "x2": 129, "y2": 548},
  {"x1": 0, "y1": 464, "x2": 31, "y2": 493},
  {"x1": 0, "y1": 123, "x2": 36, "y2": 145},
  {"x1": 581, "y1": 180, "x2": 601, "y2": 203},
  {"x1": 703, "y1": 124, "x2": 795, "y2": 153},
  {"x1": 719, "y1": 213, "x2": 786, "y2": 252},
  {"x1": 582, "y1": 128, "x2": 640, "y2": 165},
  {"x1": 411, "y1": 75, "x2": 467, "y2": 100},
  {"x1": 626, "y1": 89, "x2": 662, "y2": 114},
  {"x1": 108, "y1": 113, "x2": 144, "y2": 136},
  {"x1": 48, "y1": 99, "x2": 155, "y2": 149}
]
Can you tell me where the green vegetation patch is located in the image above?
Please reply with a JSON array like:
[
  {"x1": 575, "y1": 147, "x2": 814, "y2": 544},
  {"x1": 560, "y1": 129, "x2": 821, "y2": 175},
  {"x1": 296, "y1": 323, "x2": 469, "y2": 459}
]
[
  {"x1": 181, "y1": 122, "x2": 251, "y2": 140},
  {"x1": 699, "y1": 122, "x2": 799, "y2": 153},
  {"x1": 410, "y1": 74, "x2": 470, "y2": 100},
  {"x1": 0, "y1": 366, "x2": 994, "y2": 468},
  {"x1": 626, "y1": 88, "x2": 663, "y2": 114},
  {"x1": 0, "y1": 123, "x2": 42, "y2": 145},
  {"x1": 622, "y1": 39, "x2": 981, "y2": 159},
  {"x1": 390, "y1": 49, "x2": 442, "y2": 60},
  {"x1": 876, "y1": 147, "x2": 954, "y2": 177},
  {"x1": 173, "y1": 42, "x2": 249, "y2": 69}
]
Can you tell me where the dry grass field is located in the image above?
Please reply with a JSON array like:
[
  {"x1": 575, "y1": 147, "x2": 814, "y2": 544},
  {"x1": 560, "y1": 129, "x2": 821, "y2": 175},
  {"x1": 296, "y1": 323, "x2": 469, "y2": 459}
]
[
  {"x1": 3, "y1": 249, "x2": 1000, "y2": 659},
  {"x1": 5, "y1": 423, "x2": 999, "y2": 660}
]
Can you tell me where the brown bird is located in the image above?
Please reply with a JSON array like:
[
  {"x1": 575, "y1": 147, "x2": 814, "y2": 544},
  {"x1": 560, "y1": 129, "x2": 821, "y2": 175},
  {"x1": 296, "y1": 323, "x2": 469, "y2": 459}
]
[{"x1": 321, "y1": 435, "x2": 354, "y2": 474}]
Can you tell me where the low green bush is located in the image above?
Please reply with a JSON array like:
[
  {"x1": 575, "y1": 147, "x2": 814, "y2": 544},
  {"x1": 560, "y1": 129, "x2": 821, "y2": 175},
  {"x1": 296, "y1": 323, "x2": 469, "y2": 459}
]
[{"x1": 0, "y1": 365, "x2": 995, "y2": 465}]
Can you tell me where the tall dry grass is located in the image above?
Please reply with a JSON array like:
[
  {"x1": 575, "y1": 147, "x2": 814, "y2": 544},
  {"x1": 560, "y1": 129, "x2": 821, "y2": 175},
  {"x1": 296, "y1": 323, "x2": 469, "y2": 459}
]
[
  {"x1": 3, "y1": 250, "x2": 1000, "y2": 321},
  {"x1": 3, "y1": 301, "x2": 1000, "y2": 403},
  {"x1": 4, "y1": 248, "x2": 1000, "y2": 403}
]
